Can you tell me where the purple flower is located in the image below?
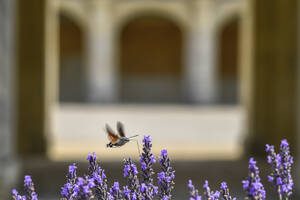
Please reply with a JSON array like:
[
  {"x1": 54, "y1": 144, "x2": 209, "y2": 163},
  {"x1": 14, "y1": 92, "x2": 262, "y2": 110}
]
[
  {"x1": 140, "y1": 135, "x2": 157, "y2": 198},
  {"x1": 203, "y1": 180, "x2": 220, "y2": 200},
  {"x1": 68, "y1": 163, "x2": 77, "y2": 184},
  {"x1": 266, "y1": 139, "x2": 293, "y2": 199},
  {"x1": 140, "y1": 183, "x2": 147, "y2": 194},
  {"x1": 12, "y1": 189, "x2": 26, "y2": 200},
  {"x1": 158, "y1": 149, "x2": 175, "y2": 199},
  {"x1": 69, "y1": 164, "x2": 77, "y2": 175},
  {"x1": 123, "y1": 186, "x2": 132, "y2": 200},
  {"x1": 161, "y1": 149, "x2": 168, "y2": 158},
  {"x1": 139, "y1": 183, "x2": 158, "y2": 200},
  {"x1": 220, "y1": 182, "x2": 236, "y2": 200},
  {"x1": 242, "y1": 158, "x2": 266, "y2": 200},
  {"x1": 87, "y1": 152, "x2": 97, "y2": 172},
  {"x1": 11, "y1": 177, "x2": 38, "y2": 200},
  {"x1": 14, "y1": 139, "x2": 297, "y2": 200},
  {"x1": 110, "y1": 182, "x2": 123, "y2": 199},
  {"x1": 87, "y1": 152, "x2": 109, "y2": 199},
  {"x1": 188, "y1": 180, "x2": 201, "y2": 200},
  {"x1": 61, "y1": 163, "x2": 78, "y2": 199},
  {"x1": 142, "y1": 136, "x2": 151, "y2": 144},
  {"x1": 123, "y1": 158, "x2": 141, "y2": 199},
  {"x1": 23, "y1": 175, "x2": 38, "y2": 200},
  {"x1": 72, "y1": 176, "x2": 95, "y2": 199}
]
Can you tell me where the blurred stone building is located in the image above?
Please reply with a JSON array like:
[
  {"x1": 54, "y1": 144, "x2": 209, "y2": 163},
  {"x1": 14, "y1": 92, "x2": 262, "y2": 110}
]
[
  {"x1": 0, "y1": 0, "x2": 299, "y2": 198},
  {"x1": 43, "y1": 0, "x2": 249, "y2": 160},
  {"x1": 48, "y1": 0, "x2": 245, "y2": 104}
]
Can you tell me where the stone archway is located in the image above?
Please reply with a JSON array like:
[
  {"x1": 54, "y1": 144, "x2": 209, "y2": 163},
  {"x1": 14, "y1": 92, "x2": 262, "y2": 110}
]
[
  {"x1": 119, "y1": 15, "x2": 183, "y2": 103},
  {"x1": 59, "y1": 13, "x2": 85, "y2": 102},
  {"x1": 218, "y1": 16, "x2": 240, "y2": 104}
]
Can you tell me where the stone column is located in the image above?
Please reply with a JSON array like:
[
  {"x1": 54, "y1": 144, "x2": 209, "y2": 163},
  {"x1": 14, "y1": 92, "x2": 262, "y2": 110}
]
[
  {"x1": 86, "y1": 0, "x2": 118, "y2": 103},
  {"x1": 17, "y1": 0, "x2": 47, "y2": 154},
  {"x1": 0, "y1": 0, "x2": 19, "y2": 198},
  {"x1": 297, "y1": 0, "x2": 300, "y2": 196},
  {"x1": 44, "y1": 0, "x2": 59, "y2": 146},
  {"x1": 247, "y1": 0, "x2": 298, "y2": 154},
  {"x1": 184, "y1": 0, "x2": 217, "y2": 103}
]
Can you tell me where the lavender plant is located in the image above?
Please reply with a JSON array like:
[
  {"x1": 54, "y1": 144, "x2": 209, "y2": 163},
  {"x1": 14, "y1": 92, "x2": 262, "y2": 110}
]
[
  {"x1": 123, "y1": 158, "x2": 141, "y2": 199},
  {"x1": 266, "y1": 139, "x2": 293, "y2": 200},
  {"x1": 188, "y1": 180, "x2": 201, "y2": 200},
  {"x1": 87, "y1": 152, "x2": 110, "y2": 199},
  {"x1": 23, "y1": 176, "x2": 38, "y2": 200},
  {"x1": 122, "y1": 186, "x2": 132, "y2": 200},
  {"x1": 11, "y1": 137, "x2": 294, "y2": 200},
  {"x1": 61, "y1": 163, "x2": 78, "y2": 199},
  {"x1": 157, "y1": 149, "x2": 175, "y2": 200},
  {"x1": 139, "y1": 136, "x2": 158, "y2": 199},
  {"x1": 242, "y1": 158, "x2": 266, "y2": 200},
  {"x1": 110, "y1": 182, "x2": 123, "y2": 199},
  {"x1": 140, "y1": 136, "x2": 156, "y2": 185},
  {"x1": 220, "y1": 182, "x2": 236, "y2": 200},
  {"x1": 73, "y1": 176, "x2": 96, "y2": 199},
  {"x1": 12, "y1": 189, "x2": 26, "y2": 200},
  {"x1": 12, "y1": 175, "x2": 38, "y2": 200},
  {"x1": 203, "y1": 180, "x2": 220, "y2": 200}
]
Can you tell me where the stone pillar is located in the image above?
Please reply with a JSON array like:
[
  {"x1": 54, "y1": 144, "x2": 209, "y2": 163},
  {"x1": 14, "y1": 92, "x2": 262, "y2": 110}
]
[
  {"x1": 86, "y1": 0, "x2": 118, "y2": 103},
  {"x1": 184, "y1": 0, "x2": 217, "y2": 103},
  {"x1": 247, "y1": 0, "x2": 299, "y2": 196},
  {"x1": 0, "y1": 0, "x2": 19, "y2": 198},
  {"x1": 297, "y1": 0, "x2": 300, "y2": 196},
  {"x1": 44, "y1": 0, "x2": 59, "y2": 144},
  {"x1": 17, "y1": 0, "x2": 47, "y2": 154},
  {"x1": 248, "y1": 0, "x2": 298, "y2": 155}
]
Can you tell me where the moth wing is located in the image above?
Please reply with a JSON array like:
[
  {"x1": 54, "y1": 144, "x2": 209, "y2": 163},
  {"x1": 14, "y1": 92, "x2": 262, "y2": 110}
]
[
  {"x1": 106, "y1": 124, "x2": 119, "y2": 144},
  {"x1": 117, "y1": 121, "x2": 126, "y2": 137}
]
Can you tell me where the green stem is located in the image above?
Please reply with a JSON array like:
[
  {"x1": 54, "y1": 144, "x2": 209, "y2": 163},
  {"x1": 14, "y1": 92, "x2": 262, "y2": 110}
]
[{"x1": 277, "y1": 186, "x2": 282, "y2": 200}]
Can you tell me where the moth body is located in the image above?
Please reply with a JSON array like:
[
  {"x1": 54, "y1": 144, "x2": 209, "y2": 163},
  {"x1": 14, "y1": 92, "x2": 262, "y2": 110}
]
[{"x1": 105, "y1": 122, "x2": 136, "y2": 148}]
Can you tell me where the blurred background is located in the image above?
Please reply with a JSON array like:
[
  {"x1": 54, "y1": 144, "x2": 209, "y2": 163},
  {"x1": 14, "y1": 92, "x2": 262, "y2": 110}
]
[{"x1": 0, "y1": 0, "x2": 299, "y2": 199}]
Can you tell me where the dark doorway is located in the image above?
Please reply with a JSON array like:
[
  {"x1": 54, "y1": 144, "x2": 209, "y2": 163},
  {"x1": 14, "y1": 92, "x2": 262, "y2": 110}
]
[
  {"x1": 218, "y1": 17, "x2": 240, "y2": 104},
  {"x1": 59, "y1": 13, "x2": 85, "y2": 102},
  {"x1": 120, "y1": 15, "x2": 183, "y2": 103}
]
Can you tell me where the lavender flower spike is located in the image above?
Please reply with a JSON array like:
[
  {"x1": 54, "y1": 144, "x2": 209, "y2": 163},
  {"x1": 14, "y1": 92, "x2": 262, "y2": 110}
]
[
  {"x1": 242, "y1": 158, "x2": 266, "y2": 200},
  {"x1": 110, "y1": 182, "x2": 123, "y2": 199},
  {"x1": 123, "y1": 186, "x2": 137, "y2": 200},
  {"x1": 72, "y1": 176, "x2": 96, "y2": 199},
  {"x1": 203, "y1": 180, "x2": 220, "y2": 200},
  {"x1": 24, "y1": 175, "x2": 38, "y2": 200},
  {"x1": 139, "y1": 136, "x2": 157, "y2": 199},
  {"x1": 158, "y1": 149, "x2": 175, "y2": 200},
  {"x1": 280, "y1": 139, "x2": 293, "y2": 198},
  {"x1": 139, "y1": 182, "x2": 158, "y2": 200},
  {"x1": 124, "y1": 158, "x2": 141, "y2": 199},
  {"x1": 140, "y1": 136, "x2": 156, "y2": 185},
  {"x1": 12, "y1": 189, "x2": 26, "y2": 200},
  {"x1": 87, "y1": 152, "x2": 109, "y2": 200},
  {"x1": 266, "y1": 139, "x2": 293, "y2": 199},
  {"x1": 220, "y1": 182, "x2": 236, "y2": 200},
  {"x1": 188, "y1": 180, "x2": 201, "y2": 200},
  {"x1": 61, "y1": 163, "x2": 77, "y2": 199},
  {"x1": 11, "y1": 176, "x2": 38, "y2": 200}
]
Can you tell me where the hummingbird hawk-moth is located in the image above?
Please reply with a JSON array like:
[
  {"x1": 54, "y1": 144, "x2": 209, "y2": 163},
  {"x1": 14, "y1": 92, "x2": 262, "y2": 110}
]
[{"x1": 105, "y1": 121, "x2": 139, "y2": 148}]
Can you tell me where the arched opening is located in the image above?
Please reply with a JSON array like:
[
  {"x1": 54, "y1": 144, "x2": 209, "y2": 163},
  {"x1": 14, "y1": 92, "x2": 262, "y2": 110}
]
[
  {"x1": 59, "y1": 13, "x2": 85, "y2": 102},
  {"x1": 120, "y1": 15, "x2": 183, "y2": 103},
  {"x1": 218, "y1": 17, "x2": 240, "y2": 104}
]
